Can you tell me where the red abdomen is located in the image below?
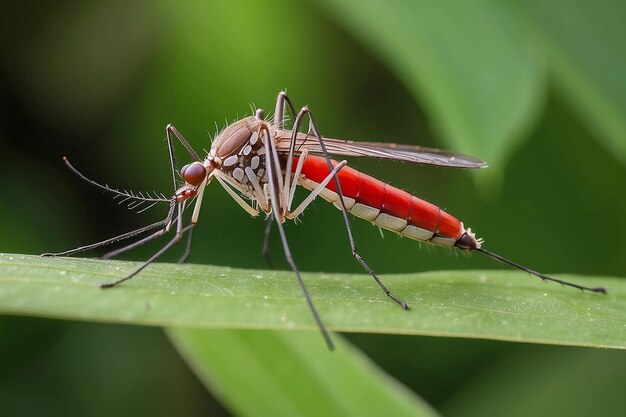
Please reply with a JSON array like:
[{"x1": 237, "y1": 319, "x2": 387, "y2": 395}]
[{"x1": 293, "y1": 155, "x2": 465, "y2": 245}]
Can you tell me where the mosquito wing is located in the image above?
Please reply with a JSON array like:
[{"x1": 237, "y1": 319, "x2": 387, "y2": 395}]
[{"x1": 275, "y1": 131, "x2": 487, "y2": 169}]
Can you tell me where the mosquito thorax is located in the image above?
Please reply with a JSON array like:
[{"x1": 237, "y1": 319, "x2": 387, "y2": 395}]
[
  {"x1": 209, "y1": 116, "x2": 269, "y2": 188},
  {"x1": 210, "y1": 117, "x2": 264, "y2": 159}
]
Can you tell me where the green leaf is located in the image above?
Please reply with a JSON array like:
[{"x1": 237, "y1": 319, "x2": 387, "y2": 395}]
[
  {"x1": 515, "y1": 0, "x2": 626, "y2": 165},
  {"x1": 1, "y1": 254, "x2": 624, "y2": 349},
  {"x1": 442, "y1": 347, "x2": 626, "y2": 417},
  {"x1": 168, "y1": 328, "x2": 437, "y2": 417},
  {"x1": 316, "y1": 0, "x2": 544, "y2": 166}
]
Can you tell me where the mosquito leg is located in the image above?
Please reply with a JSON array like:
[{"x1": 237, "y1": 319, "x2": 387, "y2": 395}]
[
  {"x1": 166, "y1": 124, "x2": 201, "y2": 165},
  {"x1": 261, "y1": 124, "x2": 334, "y2": 350},
  {"x1": 273, "y1": 91, "x2": 298, "y2": 130},
  {"x1": 262, "y1": 214, "x2": 275, "y2": 270},
  {"x1": 101, "y1": 204, "x2": 190, "y2": 288},
  {"x1": 102, "y1": 229, "x2": 168, "y2": 260},
  {"x1": 45, "y1": 123, "x2": 198, "y2": 259},
  {"x1": 291, "y1": 105, "x2": 409, "y2": 310},
  {"x1": 286, "y1": 160, "x2": 347, "y2": 219},
  {"x1": 273, "y1": 92, "x2": 300, "y2": 209},
  {"x1": 287, "y1": 148, "x2": 308, "y2": 212},
  {"x1": 100, "y1": 225, "x2": 192, "y2": 287},
  {"x1": 42, "y1": 200, "x2": 176, "y2": 257},
  {"x1": 214, "y1": 171, "x2": 262, "y2": 216},
  {"x1": 152, "y1": 124, "x2": 199, "y2": 265},
  {"x1": 177, "y1": 225, "x2": 195, "y2": 264},
  {"x1": 102, "y1": 203, "x2": 186, "y2": 260}
]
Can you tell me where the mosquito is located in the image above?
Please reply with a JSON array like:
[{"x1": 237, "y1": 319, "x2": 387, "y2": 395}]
[{"x1": 43, "y1": 91, "x2": 607, "y2": 350}]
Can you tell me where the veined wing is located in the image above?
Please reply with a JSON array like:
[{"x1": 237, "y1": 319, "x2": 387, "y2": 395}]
[{"x1": 275, "y1": 131, "x2": 487, "y2": 169}]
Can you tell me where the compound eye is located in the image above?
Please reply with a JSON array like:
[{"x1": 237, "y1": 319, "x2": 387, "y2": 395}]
[{"x1": 180, "y1": 162, "x2": 206, "y2": 186}]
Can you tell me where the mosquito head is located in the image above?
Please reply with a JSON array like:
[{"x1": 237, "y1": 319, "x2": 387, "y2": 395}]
[
  {"x1": 175, "y1": 185, "x2": 197, "y2": 203},
  {"x1": 176, "y1": 161, "x2": 213, "y2": 203},
  {"x1": 180, "y1": 162, "x2": 207, "y2": 186}
]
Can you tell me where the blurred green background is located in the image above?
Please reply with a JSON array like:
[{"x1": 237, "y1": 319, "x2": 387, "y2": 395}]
[{"x1": 1, "y1": 0, "x2": 625, "y2": 416}]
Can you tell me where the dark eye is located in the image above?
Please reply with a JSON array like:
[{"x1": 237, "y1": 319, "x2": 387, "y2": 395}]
[{"x1": 180, "y1": 162, "x2": 206, "y2": 186}]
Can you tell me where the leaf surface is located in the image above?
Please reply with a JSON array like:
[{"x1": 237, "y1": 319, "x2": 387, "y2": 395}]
[{"x1": 1, "y1": 254, "x2": 623, "y2": 349}]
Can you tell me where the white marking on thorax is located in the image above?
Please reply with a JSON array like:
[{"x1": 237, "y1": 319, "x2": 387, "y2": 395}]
[
  {"x1": 250, "y1": 155, "x2": 260, "y2": 170},
  {"x1": 223, "y1": 155, "x2": 238, "y2": 167},
  {"x1": 232, "y1": 167, "x2": 245, "y2": 182}
]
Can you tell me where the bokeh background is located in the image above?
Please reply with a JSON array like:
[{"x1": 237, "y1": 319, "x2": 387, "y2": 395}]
[{"x1": 1, "y1": 1, "x2": 625, "y2": 416}]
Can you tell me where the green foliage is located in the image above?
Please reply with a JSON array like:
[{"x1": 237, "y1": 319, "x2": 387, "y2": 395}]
[
  {"x1": 516, "y1": 0, "x2": 626, "y2": 164},
  {"x1": 169, "y1": 329, "x2": 438, "y2": 417},
  {"x1": 442, "y1": 347, "x2": 626, "y2": 417},
  {"x1": 1, "y1": 254, "x2": 623, "y2": 349},
  {"x1": 1, "y1": 0, "x2": 625, "y2": 416},
  {"x1": 318, "y1": 0, "x2": 544, "y2": 169},
  {"x1": 318, "y1": 0, "x2": 626, "y2": 167}
]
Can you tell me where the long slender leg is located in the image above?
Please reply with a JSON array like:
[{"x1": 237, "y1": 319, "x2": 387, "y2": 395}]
[
  {"x1": 261, "y1": 124, "x2": 334, "y2": 350},
  {"x1": 102, "y1": 202, "x2": 187, "y2": 260},
  {"x1": 249, "y1": 114, "x2": 275, "y2": 267},
  {"x1": 101, "y1": 204, "x2": 190, "y2": 288},
  {"x1": 100, "y1": 126, "x2": 201, "y2": 282},
  {"x1": 42, "y1": 200, "x2": 176, "y2": 257},
  {"x1": 262, "y1": 214, "x2": 275, "y2": 269},
  {"x1": 46, "y1": 123, "x2": 207, "y2": 291},
  {"x1": 178, "y1": 225, "x2": 195, "y2": 263},
  {"x1": 102, "y1": 229, "x2": 167, "y2": 260},
  {"x1": 273, "y1": 91, "x2": 298, "y2": 130},
  {"x1": 286, "y1": 160, "x2": 347, "y2": 219},
  {"x1": 166, "y1": 123, "x2": 201, "y2": 167},
  {"x1": 98, "y1": 209, "x2": 191, "y2": 263},
  {"x1": 101, "y1": 123, "x2": 200, "y2": 260},
  {"x1": 45, "y1": 123, "x2": 199, "y2": 258},
  {"x1": 287, "y1": 148, "x2": 308, "y2": 212},
  {"x1": 244, "y1": 168, "x2": 270, "y2": 212},
  {"x1": 214, "y1": 171, "x2": 262, "y2": 216},
  {"x1": 276, "y1": 92, "x2": 300, "y2": 210},
  {"x1": 287, "y1": 100, "x2": 409, "y2": 310},
  {"x1": 101, "y1": 125, "x2": 200, "y2": 262}
]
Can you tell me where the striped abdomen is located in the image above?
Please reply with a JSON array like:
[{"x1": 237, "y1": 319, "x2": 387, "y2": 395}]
[{"x1": 293, "y1": 155, "x2": 479, "y2": 249}]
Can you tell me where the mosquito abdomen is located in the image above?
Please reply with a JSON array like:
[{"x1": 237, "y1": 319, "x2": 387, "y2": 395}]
[{"x1": 294, "y1": 155, "x2": 475, "y2": 247}]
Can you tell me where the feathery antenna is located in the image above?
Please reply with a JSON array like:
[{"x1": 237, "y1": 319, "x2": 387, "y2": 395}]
[{"x1": 62, "y1": 157, "x2": 170, "y2": 212}]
